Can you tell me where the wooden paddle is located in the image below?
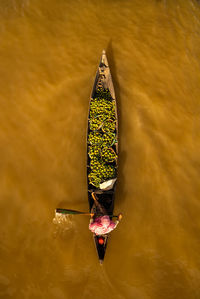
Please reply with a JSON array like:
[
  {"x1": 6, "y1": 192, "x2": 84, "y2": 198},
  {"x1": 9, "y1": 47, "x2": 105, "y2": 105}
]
[
  {"x1": 55, "y1": 208, "x2": 121, "y2": 219},
  {"x1": 56, "y1": 208, "x2": 94, "y2": 216}
]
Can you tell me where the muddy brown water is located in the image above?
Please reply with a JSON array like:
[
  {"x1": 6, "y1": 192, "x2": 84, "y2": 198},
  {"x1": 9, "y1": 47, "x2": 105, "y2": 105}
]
[{"x1": 0, "y1": 1, "x2": 200, "y2": 298}]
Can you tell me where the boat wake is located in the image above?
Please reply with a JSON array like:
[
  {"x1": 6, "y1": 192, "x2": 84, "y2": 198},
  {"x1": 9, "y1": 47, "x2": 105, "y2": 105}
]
[
  {"x1": 53, "y1": 212, "x2": 74, "y2": 237},
  {"x1": 99, "y1": 268, "x2": 124, "y2": 299}
]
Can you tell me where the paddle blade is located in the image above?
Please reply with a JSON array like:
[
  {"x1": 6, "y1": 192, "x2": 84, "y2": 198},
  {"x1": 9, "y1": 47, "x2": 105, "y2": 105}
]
[{"x1": 56, "y1": 208, "x2": 83, "y2": 215}]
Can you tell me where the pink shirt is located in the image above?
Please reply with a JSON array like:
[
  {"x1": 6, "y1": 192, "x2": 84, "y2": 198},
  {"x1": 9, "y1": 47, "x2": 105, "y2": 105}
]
[{"x1": 89, "y1": 215, "x2": 117, "y2": 235}]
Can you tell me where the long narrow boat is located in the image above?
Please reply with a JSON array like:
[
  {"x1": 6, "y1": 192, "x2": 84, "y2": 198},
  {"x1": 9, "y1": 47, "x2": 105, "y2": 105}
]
[{"x1": 87, "y1": 50, "x2": 118, "y2": 263}]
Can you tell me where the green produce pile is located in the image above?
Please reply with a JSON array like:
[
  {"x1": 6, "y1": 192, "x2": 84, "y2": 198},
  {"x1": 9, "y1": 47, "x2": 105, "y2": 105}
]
[{"x1": 88, "y1": 88, "x2": 117, "y2": 188}]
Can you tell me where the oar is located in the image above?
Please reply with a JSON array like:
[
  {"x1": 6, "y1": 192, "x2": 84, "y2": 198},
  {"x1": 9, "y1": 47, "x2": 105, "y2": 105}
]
[
  {"x1": 56, "y1": 208, "x2": 94, "y2": 216},
  {"x1": 55, "y1": 208, "x2": 120, "y2": 219}
]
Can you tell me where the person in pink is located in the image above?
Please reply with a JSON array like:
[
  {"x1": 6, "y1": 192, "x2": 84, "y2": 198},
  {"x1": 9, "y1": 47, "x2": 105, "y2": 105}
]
[{"x1": 89, "y1": 214, "x2": 122, "y2": 235}]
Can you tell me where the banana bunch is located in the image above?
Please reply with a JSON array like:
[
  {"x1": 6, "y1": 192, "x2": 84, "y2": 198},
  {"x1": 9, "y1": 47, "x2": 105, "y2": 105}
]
[
  {"x1": 88, "y1": 145, "x2": 101, "y2": 158},
  {"x1": 90, "y1": 157, "x2": 102, "y2": 170},
  {"x1": 88, "y1": 172, "x2": 101, "y2": 188},
  {"x1": 89, "y1": 116, "x2": 104, "y2": 131},
  {"x1": 102, "y1": 119, "x2": 116, "y2": 133},
  {"x1": 102, "y1": 132, "x2": 116, "y2": 146},
  {"x1": 89, "y1": 113, "x2": 116, "y2": 131},
  {"x1": 101, "y1": 147, "x2": 117, "y2": 163},
  {"x1": 88, "y1": 164, "x2": 116, "y2": 188},
  {"x1": 88, "y1": 88, "x2": 117, "y2": 188},
  {"x1": 90, "y1": 98, "x2": 115, "y2": 119},
  {"x1": 89, "y1": 144, "x2": 117, "y2": 164},
  {"x1": 88, "y1": 132, "x2": 102, "y2": 145}
]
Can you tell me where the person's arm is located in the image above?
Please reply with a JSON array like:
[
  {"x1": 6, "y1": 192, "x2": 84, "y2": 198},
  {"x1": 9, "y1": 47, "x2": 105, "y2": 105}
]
[
  {"x1": 89, "y1": 221, "x2": 96, "y2": 232},
  {"x1": 110, "y1": 213, "x2": 122, "y2": 229},
  {"x1": 92, "y1": 192, "x2": 107, "y2": 214}
]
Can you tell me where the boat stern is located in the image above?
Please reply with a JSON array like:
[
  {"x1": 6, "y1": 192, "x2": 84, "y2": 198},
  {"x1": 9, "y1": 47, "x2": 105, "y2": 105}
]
[{"x1": 94, "y1": 234, "x2": 108, "y2": 263}]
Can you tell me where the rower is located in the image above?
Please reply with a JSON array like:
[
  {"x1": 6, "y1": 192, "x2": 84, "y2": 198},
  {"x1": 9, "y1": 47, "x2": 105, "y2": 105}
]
[
  {"x1": 89, "y1": 192, "x2": 122, "y2": 236},
  {"x1": 89, "y1": 214, "x2": 122, "y2": 235}
]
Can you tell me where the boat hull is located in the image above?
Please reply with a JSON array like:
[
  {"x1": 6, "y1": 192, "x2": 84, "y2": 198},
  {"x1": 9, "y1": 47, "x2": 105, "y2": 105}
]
[{"x1": 87, "y1": 51, "x2": 118, "y2": 263}]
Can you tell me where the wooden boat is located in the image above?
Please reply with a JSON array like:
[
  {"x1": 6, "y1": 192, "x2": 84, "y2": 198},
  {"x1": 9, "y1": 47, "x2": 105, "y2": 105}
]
[{"x1": 87, "y1": 50, "x2": 118, "y2": 263}]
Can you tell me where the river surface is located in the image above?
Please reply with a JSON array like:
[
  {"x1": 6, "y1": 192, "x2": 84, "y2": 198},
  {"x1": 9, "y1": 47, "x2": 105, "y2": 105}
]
[{"x1": 0, "y1": 1, "x2": 200, "y2": 298}]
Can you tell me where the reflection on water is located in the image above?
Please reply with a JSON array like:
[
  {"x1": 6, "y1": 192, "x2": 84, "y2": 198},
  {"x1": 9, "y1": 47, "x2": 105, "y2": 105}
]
[{"x1": 0, "y1": 0, "x2": 200, "y2": 298}]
